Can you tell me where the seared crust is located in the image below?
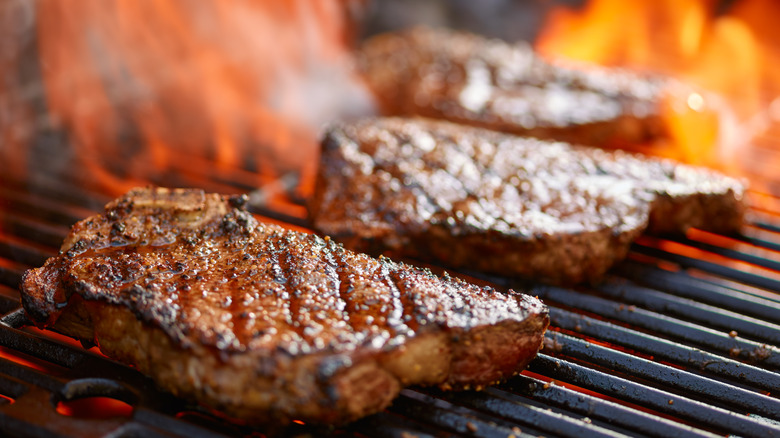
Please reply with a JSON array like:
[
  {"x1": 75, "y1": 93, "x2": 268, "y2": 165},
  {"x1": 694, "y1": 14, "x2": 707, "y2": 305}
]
[
  {"x1": 308, "y1": 117, "x2": 745, "y2": 284},
  {"x1": 20, "y1": 187, "x2": 549, "y2": 425},
  {"x1": 358, "y1": 27, "x2": 667, "y2": 149}
]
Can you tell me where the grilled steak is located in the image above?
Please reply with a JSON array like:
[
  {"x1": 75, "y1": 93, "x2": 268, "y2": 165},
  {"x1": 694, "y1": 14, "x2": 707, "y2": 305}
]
[
  {"x1": 358, "y1": 27, "x2": 668, "y2": 150},
  {"x1": 309, "y1": 117, "x2": 745, "y2": 284},
  {"x1": 20, "y1": 187, "x2": 549, "y2": 425}
]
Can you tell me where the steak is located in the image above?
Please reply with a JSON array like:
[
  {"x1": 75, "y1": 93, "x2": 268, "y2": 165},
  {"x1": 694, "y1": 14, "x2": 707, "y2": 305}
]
[
  {"x1": 20, "y1": 187, "x2": 549, "y2": 425},
  {"x1": 308, "y1": 117, "x2": 745, "y2": 285},
  {"x1": 358, "y1": 27, "x2": 669, "y2": 150}
]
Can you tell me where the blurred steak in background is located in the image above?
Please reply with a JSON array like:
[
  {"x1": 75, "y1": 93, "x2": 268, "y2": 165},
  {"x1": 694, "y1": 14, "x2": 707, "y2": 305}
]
[{"x1": 357, "y1": 27, "x2": 670, "y2": 150}]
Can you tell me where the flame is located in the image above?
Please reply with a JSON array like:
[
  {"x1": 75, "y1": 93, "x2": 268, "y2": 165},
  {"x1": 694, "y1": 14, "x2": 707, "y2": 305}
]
[
  {"x1": 27, "y1": 0, "x2": 371, "y2": 202},
  {"x1": 536, "y1": 0, "x2": 780, "y2": 191}
]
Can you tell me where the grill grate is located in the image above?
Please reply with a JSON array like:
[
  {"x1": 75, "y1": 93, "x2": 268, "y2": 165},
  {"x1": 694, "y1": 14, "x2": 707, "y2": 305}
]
[{"x1": 0, "y1": 169, "x2": 779, "y2": 438}]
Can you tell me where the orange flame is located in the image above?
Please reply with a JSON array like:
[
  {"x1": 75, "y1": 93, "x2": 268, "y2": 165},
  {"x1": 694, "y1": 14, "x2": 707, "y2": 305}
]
[
  {"x1": 536, "y1": 0, "x2": 780, "y2": 191},
  {"x1": 31, "y1": 0, "x2": 372, "y2": 201}
]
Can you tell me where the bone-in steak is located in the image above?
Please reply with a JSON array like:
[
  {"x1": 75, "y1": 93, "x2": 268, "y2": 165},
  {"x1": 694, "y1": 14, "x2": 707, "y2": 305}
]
[
  {"x1": 358, "y1": 27, "x2": 669, "y2": 150},
  {"x1": 308, "y1": 117, "x2": 745, "y2": 285},
  {"x1": 20, "y1": 187, "x2": 549, "y2": 425}
]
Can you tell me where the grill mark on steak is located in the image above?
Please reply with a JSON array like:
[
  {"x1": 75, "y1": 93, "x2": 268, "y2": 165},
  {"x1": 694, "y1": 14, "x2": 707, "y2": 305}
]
[
  {"x1": 379, "y1": 259, "x2": 413, "y2": 340},
  {"x1": 322, "y1": 244, "x2": 360, "y2": 334},
  {"x1": 278, "y1": 247, "x2": 305, "y2": 345},
  {"x1": 309, "y1": 117, "x2": 746, "y2": 285}
]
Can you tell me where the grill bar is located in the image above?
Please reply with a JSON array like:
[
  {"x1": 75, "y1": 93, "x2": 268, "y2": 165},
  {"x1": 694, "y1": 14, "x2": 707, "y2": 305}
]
[
  {"x1": 631, "y1": 243, "x2": 780, "y2": 292},
  {"x1": 0, "y1": 323, "x2": 84, "y2": 369},
  {"x1": 0, "y1": 264, "x2": 25, "y2": 290},
  {"x1": 615, "y1": 262, "x2": 780, "y2": 323},
  {"x1": 665, "y1": 235, "x2": 780, "y2": 272},
  {"x1": 528, "y1": 355, "x2": 780, "y2": 437},
  {"x1": 0, "y1": 237, "x2": 52, "y2": 270},
  {"x1": 753, "y1": 219, "x2": 780, "y2": 234},
  {"x1": 543, "y1": 330, "x2": 779, "y2": 416},
  {"x1": 549, "y1": 307, "x2": 780, "y2": 392},
  {"x1": 400, "y1": 389, "x2": 625, "y2": 437},
  {"x1": 0, "y1": 186, "x2": 94, "y2": 227},
  {"x1": 595, "y1": 280, "x2": 780, "y2": 344},
  {"x1": 0, "y1": 211, "x2": 69, "y2": 249},
  {"x1": 497, "y1": 375, "x2": 721, "y2": 438},
  {"x1": 733, "y1": 230, "x2": 780, "y2": 253},
  {"x1": 536, "y1": 286, "x2": 780, "y2": 369},
  {"x1": 351, "y1": 412, "x2": 448, "y2": 438},
  {"x1": 0, "y1": 356, "x2": 63, "y2": 393}
]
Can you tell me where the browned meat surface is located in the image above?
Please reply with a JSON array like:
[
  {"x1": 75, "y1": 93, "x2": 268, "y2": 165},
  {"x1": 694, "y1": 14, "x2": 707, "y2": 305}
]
[
  {"x1": 358, "y1": 27, "x2": 668, "y2": 149},
  {"x1": 20, "y1": 187, "x2": 549, "y2": 425},
  {"x1": 309, "y1": 117, "x2": 745, "y2": 285}
]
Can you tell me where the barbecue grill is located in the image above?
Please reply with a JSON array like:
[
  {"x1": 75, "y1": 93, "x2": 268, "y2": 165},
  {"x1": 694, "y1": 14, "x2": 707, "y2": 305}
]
[
  {"x1": 1, "y1": 1, "x2": 780, "y2": 436},
  {"x1": 0, "y1": 137, "x2": 779, "y2": 438}
]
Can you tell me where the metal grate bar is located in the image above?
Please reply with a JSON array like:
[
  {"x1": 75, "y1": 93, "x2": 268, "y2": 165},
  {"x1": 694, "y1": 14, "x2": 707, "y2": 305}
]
[
  {"x1": 0, "y1": 239, "x2": 53, "y2": 270},
  {"x1": 398, "y1": 389, "x2": 621, "y2": 438},
  {"x1": 0, "y1": 265, "x2": 25, "y2": 290},
  {"x1": 0, "y1": 415, "x2": 70, "y2": 438},
  {"x1": 528, "y1": 355, "x2": 780, "y2": 437},
  {"x1": 536, "y1": 287, "x2": 780, "y2": 369},
  {"x1": 0, "y1": 211, "x2": 69, "y2": 249},
  {"x1": 0, "y1": 186, "x2": 94, "y2": 228},
  {"x1": 737, "y1": 230, "x2": 780, "y2": 253},
  {"x1": 130, "y1": 408, "x2": 238, "y2": 438},
  {"x1": 0, "y1": 308, "x2": 29, "y2": 329},
  {"x1": 549, "y1": 307, "x2": 780, "y2": 392},
  {"x1": 595, "y1": 279, "x2": 780, "y2": 344},
  {"x1": 0, "y1": 291, "x2": 22, "y2": 318},
  {"x1": 0, "y1": 374, "x2": 29, "y2": 401},
  {"x1": 0, "y1": 323, "x2": 85, "y2": 369},
  {"x1": 542, "y1": 331, "x2": 779, "y2": 416},
  {"x1": 349, "y1": 412, "x2": 443, "y2": 438},
  {"x1": 631, "y1": 244, "x2": 780, "y2": 291},
  {"x1": 390, "y1": 390, "x2": 549, "y2": 437},
  {"x1": 430, "y1": 383, "x2": 716, "y2": 438},
  {"x1": 0, "y1": 357, "x2": 64, "y2": 393},
  {"x1": 0, "y1": 177, "x2": 112, "y2": 214},
  {"x1": 751, "y1": 218, "x2": 780, "y2": 234},
  {"x1": 615, "y1": 262, "x2": 780, "y2": 323},
  {"x1": 497, "y1": 374, "x2": 721, "y2": 438},
  {"x1": 666, "y1": 235, "x2": 780, "y2": 272}
]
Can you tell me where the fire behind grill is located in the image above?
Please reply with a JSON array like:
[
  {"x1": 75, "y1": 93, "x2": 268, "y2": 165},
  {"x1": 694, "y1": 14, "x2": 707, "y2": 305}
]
[{"x1": 0, "y1": 159, "x2": 779, "y2": 438}]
